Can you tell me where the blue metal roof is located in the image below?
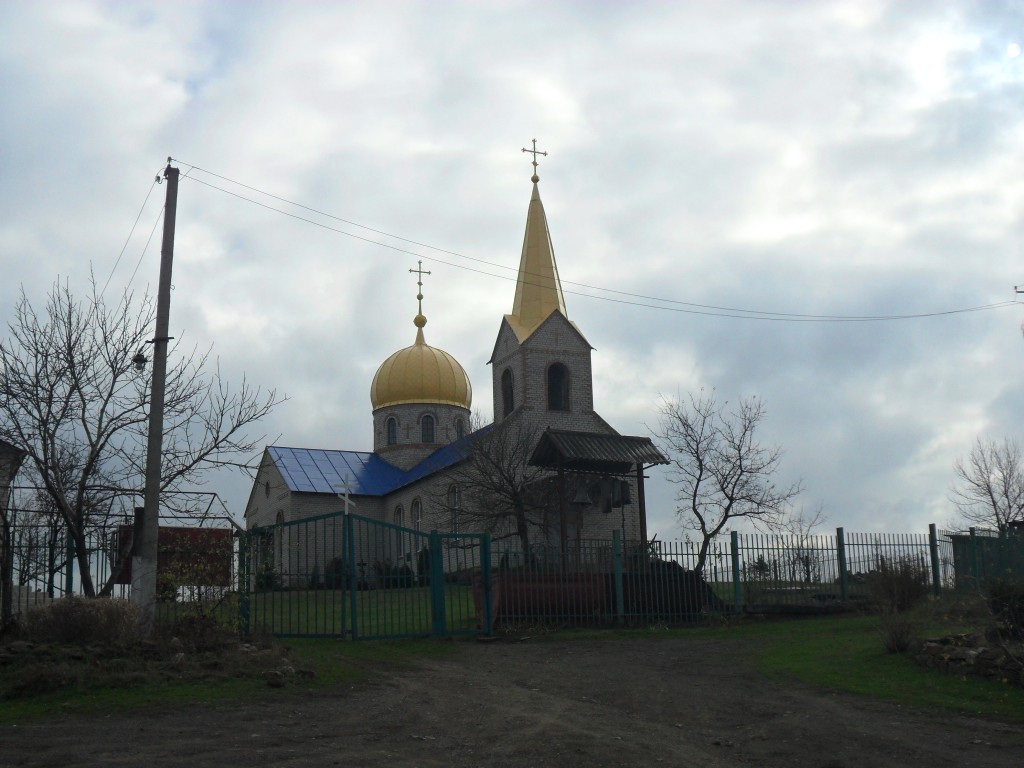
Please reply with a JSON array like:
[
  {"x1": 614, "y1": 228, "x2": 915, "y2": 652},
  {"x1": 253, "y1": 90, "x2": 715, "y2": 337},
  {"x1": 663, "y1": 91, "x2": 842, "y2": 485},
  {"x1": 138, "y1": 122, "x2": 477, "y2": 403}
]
[
  {"x1": 267, "y1": 425, "x2": 492, "y2": 498},
  {"x1": 268, "y1": 446, "x2": 406, "y2": 496}
]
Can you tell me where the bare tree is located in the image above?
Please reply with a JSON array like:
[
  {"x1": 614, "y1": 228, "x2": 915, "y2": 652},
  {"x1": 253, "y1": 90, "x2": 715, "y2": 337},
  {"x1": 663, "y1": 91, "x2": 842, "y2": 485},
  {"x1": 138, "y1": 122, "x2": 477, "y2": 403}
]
[
  {"x1": 437, "y1": 415, "x2": 551, "y2": 560},
  {"x1": 774, "y1": 503, "x2": 828, "y2": 584},
  {"x1": 0, "y1": 278, "x2": 284, "y2": 597},
  {"x1": 950, "y1": 437, "x2": 1024, "y2": 531},
  {"x1": 654, "y1": 390, "x2": 802, "y2": 577}
]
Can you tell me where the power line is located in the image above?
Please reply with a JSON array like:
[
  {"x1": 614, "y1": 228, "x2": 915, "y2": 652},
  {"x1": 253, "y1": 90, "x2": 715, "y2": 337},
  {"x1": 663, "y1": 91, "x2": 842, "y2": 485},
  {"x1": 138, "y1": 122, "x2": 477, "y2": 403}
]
[
  {"x1": 171, "y1": 158, "x2": 1022, "y2": 323},
  {"x1": 100, "y1": 176, "x2": 159, "y2": 298}
]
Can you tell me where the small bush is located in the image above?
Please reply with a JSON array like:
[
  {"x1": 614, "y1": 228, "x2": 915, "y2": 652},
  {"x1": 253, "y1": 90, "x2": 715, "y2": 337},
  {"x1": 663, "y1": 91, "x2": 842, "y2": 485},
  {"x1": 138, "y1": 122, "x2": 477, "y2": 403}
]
[
  {"x1": 382, "y1": 564, "x2": 415, "y2": 589},
  {"x1": 322, "y1": 558, "x2": 350, "y2": 589},
  {"x1": 21, "y1": 597, "x2": 138, "y2": 646},
  {"x1": 163, "y1": 611, "x2": 237, "y2": 653},
  {"x1": 866, "y1": 556, "x2": 930, "y2": 613},
  {"x1": 987, "y1": 579, "x2": 1024, "y2": 641},
  {"x1": 254, "y1": 562, "x2": 280, "y2": 591},
  {"x1": 878, "y1": 610, "x2": 919, "y2": 654}
]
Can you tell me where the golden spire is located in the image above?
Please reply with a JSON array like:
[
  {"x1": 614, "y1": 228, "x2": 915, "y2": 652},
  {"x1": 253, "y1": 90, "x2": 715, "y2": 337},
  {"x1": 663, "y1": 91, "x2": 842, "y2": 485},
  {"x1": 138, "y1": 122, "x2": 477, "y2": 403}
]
[{"x1": 507, "y1": 140, "x2": 567, "y2": 341}]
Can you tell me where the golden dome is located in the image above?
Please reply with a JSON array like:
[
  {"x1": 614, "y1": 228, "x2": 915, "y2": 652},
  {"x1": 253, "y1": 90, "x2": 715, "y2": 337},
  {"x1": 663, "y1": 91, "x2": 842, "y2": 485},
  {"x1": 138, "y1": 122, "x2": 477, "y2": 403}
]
[{"x1": 370, "y1": 315, "x2": 472, "y2": 410}]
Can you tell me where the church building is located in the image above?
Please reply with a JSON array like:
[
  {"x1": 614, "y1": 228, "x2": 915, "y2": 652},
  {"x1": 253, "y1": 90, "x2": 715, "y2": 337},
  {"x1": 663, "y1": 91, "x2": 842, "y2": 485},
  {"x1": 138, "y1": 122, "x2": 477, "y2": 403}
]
[{"x1": 244, "y1": 151, "x2": 665, "y2": 571}]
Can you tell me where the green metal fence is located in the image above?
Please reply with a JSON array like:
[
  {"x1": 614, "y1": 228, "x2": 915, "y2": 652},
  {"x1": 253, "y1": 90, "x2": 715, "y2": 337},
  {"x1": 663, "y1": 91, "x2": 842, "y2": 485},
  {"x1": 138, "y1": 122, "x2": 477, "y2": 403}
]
[
  {"x1": 946, "y1": 527, "x2": 1024, "y2": 589},
  {"x1": 240, "y1": 511, "x2": 491, "y2": 640},
  {"x1": 238, "y1": 520, "x2": 979, "y2": 637}
]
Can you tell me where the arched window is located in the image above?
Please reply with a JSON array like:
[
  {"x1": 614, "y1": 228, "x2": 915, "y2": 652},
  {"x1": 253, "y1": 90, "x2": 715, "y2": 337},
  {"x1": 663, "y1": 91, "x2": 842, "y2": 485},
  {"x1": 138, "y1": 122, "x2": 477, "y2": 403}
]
[
  {"x1": 386, "y1": 417, "x2": 397, "y2": 446},
  {"x1": 421, "y1": 414, "x2": 435, "y2": 444},
  {"x1": 455, "y1": 418, "x2": 465, "y2": 440},
  {"x1": 501, "y1": 368, "x2": 515, "y2": 417},
  {"x1": 547, "y1": 363, "x2": 570, "y2": 411},
  {"x1": 394, "y1": 505, "x2": 406, "y2": 558},
  {"x1": 447, "y1": 485, "x2": 461, "y2": 533},
  {"x1": 411, "y1": 498, "x2": 423, "y2": 529}
]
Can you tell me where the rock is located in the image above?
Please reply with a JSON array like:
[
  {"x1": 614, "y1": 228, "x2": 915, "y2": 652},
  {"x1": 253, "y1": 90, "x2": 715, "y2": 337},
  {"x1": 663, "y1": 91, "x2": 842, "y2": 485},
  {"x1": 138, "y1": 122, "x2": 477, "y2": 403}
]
[{"x1": 264, "y1": 670, "x2": 286, "y2": 688}]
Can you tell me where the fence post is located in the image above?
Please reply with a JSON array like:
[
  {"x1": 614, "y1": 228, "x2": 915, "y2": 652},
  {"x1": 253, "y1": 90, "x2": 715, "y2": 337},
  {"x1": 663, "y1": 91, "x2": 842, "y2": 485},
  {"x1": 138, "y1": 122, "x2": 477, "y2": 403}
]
[
  {"x1": 480, "y1": 533, "x2": 493, "y2": 635},
  {"x1": 347, "y1": 513, "x2": 358, "y2": 640},
  {"x1": 836, "y1": 527, "x2": 848, "y2": 601},
  {"x1": 730, "y1": 531, "x2": 742, "y2": 613},
  {"x1": 969, "y1": 527, "x2": 979, "y2": 586},
  {"x1": 612, "y1": 529, "x2": 625, "y2": 625},
  {"x1": 237, "y1": 532, "x2": 251, "y2": 637},
  {"x1": 429, "y1": 530, "x2": 445, "y2": 636},
  {"x1": 928, "y1": 524, "x2": 942, "y2": 597}
]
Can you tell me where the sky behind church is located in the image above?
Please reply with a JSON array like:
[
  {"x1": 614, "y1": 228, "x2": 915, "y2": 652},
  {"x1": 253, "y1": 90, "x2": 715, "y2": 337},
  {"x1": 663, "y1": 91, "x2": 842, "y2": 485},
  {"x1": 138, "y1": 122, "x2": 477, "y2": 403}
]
[{"x1": 2, "y1": 0, "x2": 1023, "y2": 538}]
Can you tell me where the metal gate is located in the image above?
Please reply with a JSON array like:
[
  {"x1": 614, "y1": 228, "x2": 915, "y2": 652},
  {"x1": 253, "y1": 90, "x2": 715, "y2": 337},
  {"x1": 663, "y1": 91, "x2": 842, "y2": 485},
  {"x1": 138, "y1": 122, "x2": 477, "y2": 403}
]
[{"x1": 240, "y1": 511, "x2": 492, "y2": 639}]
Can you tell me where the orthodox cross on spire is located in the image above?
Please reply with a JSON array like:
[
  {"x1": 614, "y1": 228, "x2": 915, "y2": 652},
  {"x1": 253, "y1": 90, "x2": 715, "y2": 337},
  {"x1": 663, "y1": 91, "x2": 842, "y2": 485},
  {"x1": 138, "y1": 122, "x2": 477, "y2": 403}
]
[
  {"x1": 409, "y1": 260, "x2": 431, "y2": 316},
  {"x1": 521, "y1": 138, "x2": 547, "y2": 183}
]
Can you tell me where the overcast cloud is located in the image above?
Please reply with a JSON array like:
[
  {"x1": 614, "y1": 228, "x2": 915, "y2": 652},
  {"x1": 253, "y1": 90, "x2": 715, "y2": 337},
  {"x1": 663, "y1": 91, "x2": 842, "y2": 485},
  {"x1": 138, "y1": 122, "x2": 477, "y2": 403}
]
[{"x1": 2, "y1": 0, "x2": 1022, "y2": 539}]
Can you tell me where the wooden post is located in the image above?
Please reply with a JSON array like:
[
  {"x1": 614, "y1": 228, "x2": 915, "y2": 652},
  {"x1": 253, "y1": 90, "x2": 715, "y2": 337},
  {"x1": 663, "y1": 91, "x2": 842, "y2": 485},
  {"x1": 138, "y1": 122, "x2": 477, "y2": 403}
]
[{"x1": 635, "y1": 464, "x2": 648, "y2": 553}]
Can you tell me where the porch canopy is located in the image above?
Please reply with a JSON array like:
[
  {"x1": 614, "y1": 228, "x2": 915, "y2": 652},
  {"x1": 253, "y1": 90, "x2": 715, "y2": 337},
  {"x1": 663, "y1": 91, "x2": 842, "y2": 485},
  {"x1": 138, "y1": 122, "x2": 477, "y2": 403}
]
[{"x1": 528, "y1": 428, "x2": 668, "y2": 475}]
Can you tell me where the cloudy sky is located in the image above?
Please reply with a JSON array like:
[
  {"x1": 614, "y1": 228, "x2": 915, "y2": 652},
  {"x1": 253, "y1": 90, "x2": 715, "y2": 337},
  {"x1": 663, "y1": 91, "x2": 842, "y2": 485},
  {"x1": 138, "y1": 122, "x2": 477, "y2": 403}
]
[{"x1": 2, "y1": 1, "x2": 1022, "y2": 539}]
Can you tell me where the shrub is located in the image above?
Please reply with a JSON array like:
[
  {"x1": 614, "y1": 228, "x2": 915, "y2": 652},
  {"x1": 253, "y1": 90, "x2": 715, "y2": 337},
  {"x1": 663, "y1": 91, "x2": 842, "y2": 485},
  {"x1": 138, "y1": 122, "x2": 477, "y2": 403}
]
[
  {"x1": 322, "y1": 558, "x2": 350, "y2": 589},
  {"x1": 866, "y1": 556, "x2": 930, "y2": 613},
  {"x1": 21, "y1": 597, "x2": 138, "y2": 646},
  {"x1": 382, "y1": 564, "x2": 415, "y2": 589},
  {"x1": 878, "y1": 610, "x2": 919, "y2": 654},
  {"x1": 156, "y1": 572, "x2": 179, "y2": 603},
  {"x1": 987, "y1": 579, "x2": 1024, "y2": 641},
  {"x1": 255, "y1": 562, "x2": 280, "y2": 591},
  {"x1": 163, "y1": 611, "x2": 237, "y2": 652}
]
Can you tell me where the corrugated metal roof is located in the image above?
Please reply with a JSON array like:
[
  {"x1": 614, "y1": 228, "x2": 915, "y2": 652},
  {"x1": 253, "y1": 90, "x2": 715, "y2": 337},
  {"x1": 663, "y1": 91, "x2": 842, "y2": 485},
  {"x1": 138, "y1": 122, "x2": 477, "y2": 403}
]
[
  {"x1": 269, "y1": 446, "x2": 405, "y2": 496},
  {"x1": 529, "y1": 429, "x2": 668, "y2": 473},
  {"x1": 267, "y1": 424, "x2": 493, "y2": 498}
]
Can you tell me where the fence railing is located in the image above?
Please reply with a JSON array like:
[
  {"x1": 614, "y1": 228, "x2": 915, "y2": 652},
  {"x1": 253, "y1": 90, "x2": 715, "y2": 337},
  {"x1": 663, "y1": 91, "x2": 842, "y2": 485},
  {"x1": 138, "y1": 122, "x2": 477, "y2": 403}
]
[
  {"x1": 0, "y1": 514, "x2": 238, "y2": 622},
  {"x1": 5, "y1": 515, "x2": 1021, "y2": 636}
]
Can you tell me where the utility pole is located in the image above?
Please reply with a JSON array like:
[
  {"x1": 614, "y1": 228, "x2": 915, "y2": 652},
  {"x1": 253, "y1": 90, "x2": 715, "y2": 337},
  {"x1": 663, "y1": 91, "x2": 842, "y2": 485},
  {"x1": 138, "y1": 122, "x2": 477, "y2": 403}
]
[{"x1": 131, "y1": 159, "x2": 179, "y2": 633}]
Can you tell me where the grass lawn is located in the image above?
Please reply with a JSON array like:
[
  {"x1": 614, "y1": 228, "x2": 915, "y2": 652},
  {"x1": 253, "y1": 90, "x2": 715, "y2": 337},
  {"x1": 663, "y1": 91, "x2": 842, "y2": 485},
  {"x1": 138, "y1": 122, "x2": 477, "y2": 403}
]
[
  {"x1": 749, "y1": 613, "x2": 1024, "y2": 721},
  {"x1": 0, "y1": 636, "x2": 458, "y2": 725},
  {"x1": 246, "y1": 584, "x2": 478, "y2": 638}
]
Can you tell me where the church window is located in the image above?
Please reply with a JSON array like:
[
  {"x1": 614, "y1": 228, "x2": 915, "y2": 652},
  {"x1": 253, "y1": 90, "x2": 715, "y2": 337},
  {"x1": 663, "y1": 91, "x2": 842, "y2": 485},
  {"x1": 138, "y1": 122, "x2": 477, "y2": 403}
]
[
  {"x1": 547, "y1": 363, "x2": 570, "y2": 411},
  {"x1": 411, "y1": 498, "x2": 423, "y2": 528},
  {"x1": 455, "y1": 418, "x2": 465, "y2": 439},
  {"x1": 447, "y1": 485, "x2": 461, "y2": 533},
  {"x1": 386, "y1": 417, "x2": 397, "y2": 446},
  {"x1": 421, "y1": 414, "x2": 435, "y2": 444},
  {"x1": 501, "y1": 368, "x2": 514, "y2": 416},
  {"x1": 394, "y1": 505, "x2": 406, "y2": 558}
]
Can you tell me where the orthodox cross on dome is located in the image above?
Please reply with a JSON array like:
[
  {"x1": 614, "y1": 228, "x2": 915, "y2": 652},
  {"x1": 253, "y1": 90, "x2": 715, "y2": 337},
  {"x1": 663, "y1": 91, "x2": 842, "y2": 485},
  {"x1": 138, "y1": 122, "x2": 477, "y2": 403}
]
[
  {"x1": 521, "y1": 138, "x2": 547, "y2": 183},
  {"x1": 409, "y1": 260, "x2": 432, "y2": 316}
]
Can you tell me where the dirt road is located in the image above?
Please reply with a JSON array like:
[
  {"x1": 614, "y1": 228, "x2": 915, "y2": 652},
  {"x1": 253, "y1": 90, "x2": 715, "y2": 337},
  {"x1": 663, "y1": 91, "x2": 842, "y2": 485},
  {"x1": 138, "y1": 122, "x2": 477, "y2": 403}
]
[{"x1": 2, "y1": 636, "x2": 1022, "y2": 767}]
